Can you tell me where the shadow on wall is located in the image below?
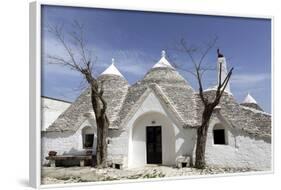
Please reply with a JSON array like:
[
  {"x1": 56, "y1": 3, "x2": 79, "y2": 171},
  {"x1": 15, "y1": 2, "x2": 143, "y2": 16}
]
[{"x1": 175, "y1": 126, "x2": 197, "y2": 166}]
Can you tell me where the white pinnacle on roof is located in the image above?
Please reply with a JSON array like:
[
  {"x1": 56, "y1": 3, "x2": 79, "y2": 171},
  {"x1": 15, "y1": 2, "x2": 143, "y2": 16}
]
[
  {"x1": 152, "y1": 50, "x2": 174, "y2": 69},
  {"x1": 243, "y1": 93, "x2": 257, "y2": 104},
  {"x1": 100, "y1": 58, "x2": 124, "y2": 77}
]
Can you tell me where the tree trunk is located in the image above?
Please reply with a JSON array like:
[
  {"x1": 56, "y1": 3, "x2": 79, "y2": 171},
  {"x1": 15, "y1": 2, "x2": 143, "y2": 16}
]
[
  {"x1": 195, "y1": 121, "x2": 209, "y2": 168},
  {"x1": 90, "y1": 87, "x2": 109, "y2": 168},
  {"x1": 195, "y1": 106, "x2": 213, "y2": 169},
  {"x1": 95, "y1": 114, "x2": 109, "y2": 168}
]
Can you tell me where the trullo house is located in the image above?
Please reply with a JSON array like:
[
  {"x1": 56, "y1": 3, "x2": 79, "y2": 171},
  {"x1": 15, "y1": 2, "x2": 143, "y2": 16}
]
[{"x1": 41, "y1": 51, "x2": 271, "y2": 170}]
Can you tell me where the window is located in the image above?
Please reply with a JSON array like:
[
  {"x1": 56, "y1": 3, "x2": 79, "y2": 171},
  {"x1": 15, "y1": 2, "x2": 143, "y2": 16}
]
[
  {"x1": 82, "y1": 126, "x2": 95, "y2": 149},
  {"x1": 84, "y1": 134, "x2": 94, "y2": 148},
  {"x1": 114, "y1": 164, "x2": 121, "y2": 169},
  {"x1": 181, "y1": 162, "x2": 187, "y2": 168},
  {"x1": 213, "y1": 129, "x2": 226, "y2": 145}
]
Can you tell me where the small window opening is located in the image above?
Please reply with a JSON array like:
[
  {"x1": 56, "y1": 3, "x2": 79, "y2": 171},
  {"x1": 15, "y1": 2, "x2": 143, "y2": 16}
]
[
  {"x1": 181, "y1": 162, "x2": 187, "y2": 168},
  {"x1": 84, "y1": 134, "x2": 94, "y2": 148},
  {"x1": 213, "y1": 129, "x2": 226, "y2": 145},
  {"x1": 115, "y1": 164, "x2": 121, "y2": 169}
]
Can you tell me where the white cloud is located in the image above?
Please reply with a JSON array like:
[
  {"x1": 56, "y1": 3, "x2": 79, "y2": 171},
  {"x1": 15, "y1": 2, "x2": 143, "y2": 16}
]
[
  {"x1": 231, "y1": 73, "x2": 270, "y2": 85},
  {"x1": 43, "y1": 34, "x2": 153, "y2": 79},
  {"x1": 113, "y1": 49, "x2": 151, "y2": 77}
]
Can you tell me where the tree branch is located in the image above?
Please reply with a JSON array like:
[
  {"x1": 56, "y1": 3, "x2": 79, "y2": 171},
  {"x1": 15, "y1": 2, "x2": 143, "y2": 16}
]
[
  {"x1": 198, "y1": 36, "x2": 218, "y2": 70},
  {"x1": 218, "y1": 67, "x2": 233, "y2": 98}
]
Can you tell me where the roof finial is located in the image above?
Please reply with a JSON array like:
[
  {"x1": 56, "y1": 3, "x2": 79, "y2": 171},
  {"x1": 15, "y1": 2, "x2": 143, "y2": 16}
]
[
  {"x1": 161, "y1": 50, "x2": 166, "y2": 58},
  {"x1": 112, "y1": 58, "x2": 115, "y2": 65}
]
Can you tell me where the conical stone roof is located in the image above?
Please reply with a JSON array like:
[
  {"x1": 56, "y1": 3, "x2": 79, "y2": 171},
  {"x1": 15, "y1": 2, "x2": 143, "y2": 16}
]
[
  {"x1": 47, "y1": 60, "x2": 129, "y2": 131},
  {"x1": 143, "y1": 51, "x2": 191, "y2": 86},
  {"x1": 115, "y1": 51, "x2": 198, "y2": 129},
  {"x1": 240, "y1": 93, "x2": 263, "y2": 111},
  {"x1": 94, "y1": 59, "x2": 129, "y2": 128},
  {"x1": 199, "y1": 90, "x2": 270, "y2": 139}
]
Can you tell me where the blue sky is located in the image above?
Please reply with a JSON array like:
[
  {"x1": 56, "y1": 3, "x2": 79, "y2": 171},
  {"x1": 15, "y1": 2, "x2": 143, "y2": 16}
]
[{"x1": 41, "y1": 5, "x2": 271, "y2": 113}]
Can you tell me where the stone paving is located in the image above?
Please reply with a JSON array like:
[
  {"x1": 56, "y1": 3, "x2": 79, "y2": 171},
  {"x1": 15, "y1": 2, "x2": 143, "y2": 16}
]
[{"x1": 41, "y1": 165, "x2": 257, "y2": 185}]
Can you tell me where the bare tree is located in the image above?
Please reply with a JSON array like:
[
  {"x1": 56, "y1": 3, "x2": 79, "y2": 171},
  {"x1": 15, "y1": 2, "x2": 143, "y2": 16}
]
[
  {"x1": 47, "y1": 21, "x2": 109, "y2": 168},
  {"x1": 176, "y1": 37, "x2": 234, "y2": 169}
]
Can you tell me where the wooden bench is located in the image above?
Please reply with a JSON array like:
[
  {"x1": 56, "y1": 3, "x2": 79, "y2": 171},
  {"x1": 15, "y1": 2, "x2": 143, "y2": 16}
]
[{"x1": 46, "y1": 155, "x2": 92, "y2": 167}]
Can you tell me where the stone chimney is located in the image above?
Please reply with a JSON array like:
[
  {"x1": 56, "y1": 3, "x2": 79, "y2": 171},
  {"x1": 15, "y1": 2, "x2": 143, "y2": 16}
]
[{"x1": 217, "y1": 55, "x2": 231, "y2": 93}]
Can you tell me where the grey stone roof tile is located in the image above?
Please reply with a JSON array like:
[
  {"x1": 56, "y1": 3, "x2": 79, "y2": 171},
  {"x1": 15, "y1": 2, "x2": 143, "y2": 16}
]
[
  {"x1": 199, "y1": 90, "x2": 271, "y2": 139},
  {"x1": 47, "y1": 75, "x2": 129, "y2": 132}
]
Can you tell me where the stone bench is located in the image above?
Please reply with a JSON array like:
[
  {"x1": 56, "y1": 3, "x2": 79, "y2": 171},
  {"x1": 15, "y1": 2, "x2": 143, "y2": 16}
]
[
  {"x1": 46, "y1": 155, "x2": 92, "y2": 167},
  {"x1": 108, "y1": 159, "x2": 123, "y2": 169}
]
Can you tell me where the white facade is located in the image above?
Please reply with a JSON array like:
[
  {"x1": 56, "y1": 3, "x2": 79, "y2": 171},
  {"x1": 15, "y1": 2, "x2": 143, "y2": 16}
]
[
  {"x1": 41, "y1": 97, "x2": 71, "y2": 131},
  {"x1": 125, "y1": 91, "x2": 196, "y2": 168},
  {"x1": 42, "y1": 119, "x2": 97, "y2": 165},
  {"x1": 205, "y1": 117, "x2": 271, "y2": 170}
]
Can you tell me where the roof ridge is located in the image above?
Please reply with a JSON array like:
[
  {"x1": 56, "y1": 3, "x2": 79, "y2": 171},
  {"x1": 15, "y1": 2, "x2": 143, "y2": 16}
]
[
  {"x1": 240, "y1": 105, "x2": 271, "y2": 116},
  {"x1": 152, "y1": 84, "x2": 186, "y2": 124}
]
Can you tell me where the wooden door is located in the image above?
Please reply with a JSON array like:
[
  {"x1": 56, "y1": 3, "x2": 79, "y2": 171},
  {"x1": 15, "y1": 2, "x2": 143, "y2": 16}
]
[{"x1": 146, "y1": 126, "x2": 162, "y2": 164}]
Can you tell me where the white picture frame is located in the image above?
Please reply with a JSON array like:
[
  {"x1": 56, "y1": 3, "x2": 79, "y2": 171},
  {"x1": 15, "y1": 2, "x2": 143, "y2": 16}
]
[{"x1": 29, "y1": 1, "x2": 274, "y2": 188}]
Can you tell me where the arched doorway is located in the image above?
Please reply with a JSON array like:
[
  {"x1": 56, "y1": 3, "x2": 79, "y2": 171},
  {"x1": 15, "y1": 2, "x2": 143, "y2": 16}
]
[{"x1": 128, "y1": 111, "x2": 176, "y2": 168}]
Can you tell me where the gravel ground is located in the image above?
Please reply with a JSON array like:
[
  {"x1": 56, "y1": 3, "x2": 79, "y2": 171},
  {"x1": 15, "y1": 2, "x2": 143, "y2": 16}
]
[{"x1": 41, "y1": 165, "x2": 258, "y2": 185}]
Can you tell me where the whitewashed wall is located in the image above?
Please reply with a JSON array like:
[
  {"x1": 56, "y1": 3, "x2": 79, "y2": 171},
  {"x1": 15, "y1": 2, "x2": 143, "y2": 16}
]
[
  {"x1": 41, "y1": 119, "x2": 97, "y2": 165},
  {"x1": 41, "y1": 97, "x2": 71, "y2": 131},
  {"x1": 205, "y1": 117, "x2": 271, "y2": 170},
  {"x1": 107, "y1": 90, "x2": 197, "y2": 168}
]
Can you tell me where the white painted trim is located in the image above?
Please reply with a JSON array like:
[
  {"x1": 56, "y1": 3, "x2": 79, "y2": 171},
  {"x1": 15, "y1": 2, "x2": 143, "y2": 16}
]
[
  {"x1": 270, "y1": 16, "x2": 274, "y2": 174},
  {"x1": 100, "y1": 63, "x2": 125, "y2": 77},
  {"x1": 240, "y1": 105, "x2": 271, "y2": 116},
  {"x1": 242, "y1": 93, "x2": 257, "y2": 104},
  {"x1": 154, "y1": 84, "x2": 186, "y2": 124},
  {"x1": 29, "y1": 1, "x2": 42, "y2": 188},
  {"x1": 36, "y1": 0, "x2": 273, "y2": 19}
]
